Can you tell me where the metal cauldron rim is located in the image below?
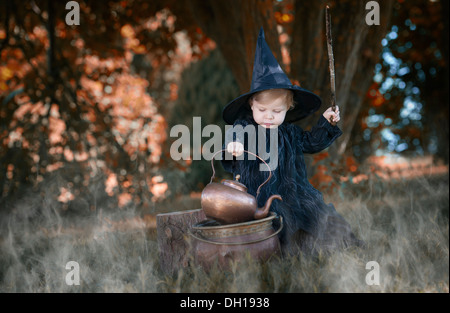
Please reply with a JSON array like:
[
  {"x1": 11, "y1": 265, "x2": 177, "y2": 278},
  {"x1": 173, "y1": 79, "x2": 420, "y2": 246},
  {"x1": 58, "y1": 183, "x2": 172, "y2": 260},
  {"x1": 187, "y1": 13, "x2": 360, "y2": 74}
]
[
  {"x1": 192, "y1": 212, "x2": 278, "y2": 231},
  {"x1": 190, "y1": 212, "x2": 282, "y2": 244}
]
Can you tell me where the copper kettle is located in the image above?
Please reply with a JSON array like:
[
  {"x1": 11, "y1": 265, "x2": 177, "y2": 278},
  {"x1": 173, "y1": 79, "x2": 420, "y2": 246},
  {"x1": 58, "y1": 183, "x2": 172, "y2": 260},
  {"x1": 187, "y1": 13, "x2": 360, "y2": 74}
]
[{"x1": 201, "y1": 149, "x2": 282, "y2": 224}]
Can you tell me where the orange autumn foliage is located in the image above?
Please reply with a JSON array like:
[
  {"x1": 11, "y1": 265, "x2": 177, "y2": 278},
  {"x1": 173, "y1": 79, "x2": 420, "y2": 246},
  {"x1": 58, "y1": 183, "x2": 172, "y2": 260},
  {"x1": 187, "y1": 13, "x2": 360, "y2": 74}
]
[{"x1": 309, "y1": 164, "x2": 334, "y2": 191}]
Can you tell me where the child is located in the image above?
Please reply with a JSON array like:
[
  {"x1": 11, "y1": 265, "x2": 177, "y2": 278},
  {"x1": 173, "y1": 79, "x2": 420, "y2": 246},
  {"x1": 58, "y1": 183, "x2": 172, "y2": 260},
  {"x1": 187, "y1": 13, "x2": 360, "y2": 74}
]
[{"x1": 221, "y1": 28, "x2": 363, "y2": 255}]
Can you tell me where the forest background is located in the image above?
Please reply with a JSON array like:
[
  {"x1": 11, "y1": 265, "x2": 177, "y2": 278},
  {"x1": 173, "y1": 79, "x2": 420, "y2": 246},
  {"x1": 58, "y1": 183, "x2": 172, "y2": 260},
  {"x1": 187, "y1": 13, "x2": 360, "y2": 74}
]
[
  {"x1": 0, "y1": 0, "x2": 448, "y2": 293},
  {"x1": 0, "y1": 0, "x2": 448, "y2": 206}
]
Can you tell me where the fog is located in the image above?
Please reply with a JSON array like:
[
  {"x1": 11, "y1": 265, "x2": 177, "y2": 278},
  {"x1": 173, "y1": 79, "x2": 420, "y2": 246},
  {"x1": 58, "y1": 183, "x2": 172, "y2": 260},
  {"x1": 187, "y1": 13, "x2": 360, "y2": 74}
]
[{"x1": 0, "y1": 172, "x2": 448, "y2": 292}]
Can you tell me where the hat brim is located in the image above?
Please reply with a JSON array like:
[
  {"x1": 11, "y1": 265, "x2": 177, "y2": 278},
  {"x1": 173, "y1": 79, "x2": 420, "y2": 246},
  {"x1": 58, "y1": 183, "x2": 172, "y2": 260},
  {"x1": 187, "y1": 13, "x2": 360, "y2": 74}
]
[{"x1": 222, "y1": 85, "x2": 322, "y2": 125}]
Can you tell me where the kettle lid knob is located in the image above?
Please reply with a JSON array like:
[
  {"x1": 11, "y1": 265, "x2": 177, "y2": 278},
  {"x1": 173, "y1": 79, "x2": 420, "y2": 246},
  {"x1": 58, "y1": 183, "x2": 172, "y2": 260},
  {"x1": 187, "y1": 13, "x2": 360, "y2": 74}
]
[{"x1": 223, "y1": 174, "x2": 247, "y2": 192}]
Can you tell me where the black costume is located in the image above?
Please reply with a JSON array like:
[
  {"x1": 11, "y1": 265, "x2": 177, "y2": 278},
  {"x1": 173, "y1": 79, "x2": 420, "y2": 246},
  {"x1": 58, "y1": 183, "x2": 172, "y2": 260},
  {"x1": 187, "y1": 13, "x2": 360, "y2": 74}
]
[
  {"x1": 221, "y1": 28, "x2": 363, "y2": 254},
  {"x1": 222, "y1": 115, "x2": 364, "y2": 254}
]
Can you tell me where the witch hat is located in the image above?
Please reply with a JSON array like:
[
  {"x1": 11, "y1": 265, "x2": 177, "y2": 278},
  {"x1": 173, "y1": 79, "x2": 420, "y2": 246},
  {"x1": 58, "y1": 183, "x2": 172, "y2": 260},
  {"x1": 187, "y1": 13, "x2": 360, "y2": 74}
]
[{"x1": 222, "y1": 27, "x2": 322, "y2": 125}]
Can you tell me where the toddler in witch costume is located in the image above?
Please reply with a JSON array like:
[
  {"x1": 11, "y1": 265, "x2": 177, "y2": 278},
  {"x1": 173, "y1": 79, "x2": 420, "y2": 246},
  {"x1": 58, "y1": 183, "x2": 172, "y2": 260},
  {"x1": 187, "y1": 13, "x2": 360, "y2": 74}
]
[{"x1": 221, "y1": 28, "x2": 364, "y2": 255}]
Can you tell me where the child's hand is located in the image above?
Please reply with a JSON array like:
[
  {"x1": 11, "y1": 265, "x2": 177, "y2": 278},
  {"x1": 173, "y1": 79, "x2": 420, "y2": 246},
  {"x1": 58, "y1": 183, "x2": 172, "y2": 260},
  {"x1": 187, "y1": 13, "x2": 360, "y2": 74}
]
[
  {"x1": 323, "y1": 106, "x2": 340, "y2": 126},
  {"x1": 227, "y1": 142, "x2": 244, "y2": 157}
]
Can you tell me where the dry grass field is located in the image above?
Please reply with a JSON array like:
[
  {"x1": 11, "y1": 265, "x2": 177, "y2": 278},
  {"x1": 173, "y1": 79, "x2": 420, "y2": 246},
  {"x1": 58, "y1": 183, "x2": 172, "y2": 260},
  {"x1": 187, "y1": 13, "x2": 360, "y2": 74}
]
[{"x1": 0, "y1": 169, "x2": 448, "y2": 293}]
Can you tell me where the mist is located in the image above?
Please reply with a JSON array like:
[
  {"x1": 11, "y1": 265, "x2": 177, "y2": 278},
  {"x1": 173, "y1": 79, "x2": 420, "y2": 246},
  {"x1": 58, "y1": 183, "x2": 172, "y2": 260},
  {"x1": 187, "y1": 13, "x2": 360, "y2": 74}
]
[{"x1": 0, "y1": 171, "x2": 448, "y2": 292}]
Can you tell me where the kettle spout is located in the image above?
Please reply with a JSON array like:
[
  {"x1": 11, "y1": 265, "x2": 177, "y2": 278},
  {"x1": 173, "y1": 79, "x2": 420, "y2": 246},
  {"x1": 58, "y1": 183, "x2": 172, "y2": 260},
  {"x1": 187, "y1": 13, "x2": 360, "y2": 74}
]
[{"x1": 254, "y1": 195, "x2": 282, "y2": 220}]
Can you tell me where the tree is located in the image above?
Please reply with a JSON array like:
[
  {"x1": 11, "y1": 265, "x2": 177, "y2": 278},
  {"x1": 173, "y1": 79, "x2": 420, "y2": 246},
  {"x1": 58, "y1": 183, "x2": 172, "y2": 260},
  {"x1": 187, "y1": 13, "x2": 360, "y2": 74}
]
[
  {"x1": 5, "y1": 0, "x2": 444, "y2": 204},
  {"x1": 351, "y1": 0, "x2": 449, "y2": 164},
  {"x1": 184, "y1": 0, "x2": 282, "y2": 93},
  {"x1": 0, "y1": 0, "x2": 178, "y2": 203},
  {"x1": 290, "y1": 0, "x2": 394, "y2": 160},
  {"x1": 176, "y1": 0, "x2": 394, "y2": 162}
]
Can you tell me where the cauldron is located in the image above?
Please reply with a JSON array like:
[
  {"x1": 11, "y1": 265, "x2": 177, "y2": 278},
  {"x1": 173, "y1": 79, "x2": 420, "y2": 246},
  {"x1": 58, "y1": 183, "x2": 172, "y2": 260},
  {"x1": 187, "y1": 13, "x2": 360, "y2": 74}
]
[{"x1": 189, "y1": 213, "x2": 283, "y2": 270}]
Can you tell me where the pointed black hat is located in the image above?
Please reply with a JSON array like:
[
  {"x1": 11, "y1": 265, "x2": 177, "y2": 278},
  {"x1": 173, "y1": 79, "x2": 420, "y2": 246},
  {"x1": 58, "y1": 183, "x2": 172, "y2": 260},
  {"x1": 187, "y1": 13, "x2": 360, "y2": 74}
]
[{"x1": 222, "y1": 28, "x2": 322, "y2": 125}]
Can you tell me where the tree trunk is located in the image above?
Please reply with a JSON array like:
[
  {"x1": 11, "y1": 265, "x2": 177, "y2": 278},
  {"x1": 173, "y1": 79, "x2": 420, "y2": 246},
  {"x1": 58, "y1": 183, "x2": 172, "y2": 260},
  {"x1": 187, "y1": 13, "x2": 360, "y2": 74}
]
[
  {"x1": 156, "y1": 208, "x2": 206, "y2": 275},
  {"x1": 422, "y1": 0, "x2": 449, "y2": 164},
  {"x1": 290, "y1": 0, "x2": 394, "y2": 160},
  {"x1": 188, "y1": 0, "x2": 282, "y2": 93}
]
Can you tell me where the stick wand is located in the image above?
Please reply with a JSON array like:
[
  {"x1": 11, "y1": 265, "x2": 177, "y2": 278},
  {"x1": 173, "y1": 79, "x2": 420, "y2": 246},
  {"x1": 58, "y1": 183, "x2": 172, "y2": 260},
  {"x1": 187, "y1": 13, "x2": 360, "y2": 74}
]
[{"x1": 326, "y1": 5, "x2": 337, "y2": 115}]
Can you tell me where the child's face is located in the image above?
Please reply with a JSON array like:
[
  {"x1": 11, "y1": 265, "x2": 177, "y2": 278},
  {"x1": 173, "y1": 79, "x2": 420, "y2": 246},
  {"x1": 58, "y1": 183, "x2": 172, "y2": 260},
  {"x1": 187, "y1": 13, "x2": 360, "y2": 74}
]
[{"x1": 250, "y1": 90, "x2": 289, "y2": 128}]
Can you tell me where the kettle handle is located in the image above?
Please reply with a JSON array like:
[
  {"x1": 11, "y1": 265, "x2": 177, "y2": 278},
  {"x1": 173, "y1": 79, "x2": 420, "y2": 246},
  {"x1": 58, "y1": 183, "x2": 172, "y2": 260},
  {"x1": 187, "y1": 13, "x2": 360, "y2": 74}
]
[{"x1": 209, "y1": 149, "x2": 272, "y2": 198}]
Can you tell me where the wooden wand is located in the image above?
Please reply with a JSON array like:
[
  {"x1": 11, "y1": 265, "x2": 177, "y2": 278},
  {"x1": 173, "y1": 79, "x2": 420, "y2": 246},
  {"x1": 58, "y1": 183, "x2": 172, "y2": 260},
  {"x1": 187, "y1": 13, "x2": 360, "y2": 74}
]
[{"x1": 326, "y1": 5, "x2": 337, "y2": 115}]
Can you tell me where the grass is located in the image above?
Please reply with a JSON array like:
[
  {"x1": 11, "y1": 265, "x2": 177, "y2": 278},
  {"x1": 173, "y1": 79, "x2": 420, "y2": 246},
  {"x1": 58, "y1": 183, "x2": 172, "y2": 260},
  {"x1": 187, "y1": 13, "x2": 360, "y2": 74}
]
[{"x1": 0, "y1": 172, "x2": 448, "y2": 292}]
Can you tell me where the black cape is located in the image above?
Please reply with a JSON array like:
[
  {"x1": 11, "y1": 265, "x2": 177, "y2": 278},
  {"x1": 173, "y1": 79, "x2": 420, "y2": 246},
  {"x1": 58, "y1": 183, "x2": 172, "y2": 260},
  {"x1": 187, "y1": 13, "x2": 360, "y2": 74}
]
[{"x1": 221, "y1": 115, "x2": 363, "y2": 254}]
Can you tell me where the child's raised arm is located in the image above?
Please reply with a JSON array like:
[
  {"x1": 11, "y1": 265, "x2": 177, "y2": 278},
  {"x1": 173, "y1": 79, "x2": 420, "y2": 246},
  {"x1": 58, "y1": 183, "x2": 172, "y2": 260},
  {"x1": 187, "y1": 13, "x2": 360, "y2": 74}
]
[{"x1": 299, "y1": 109, "x2": 343, "y2": 154}]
